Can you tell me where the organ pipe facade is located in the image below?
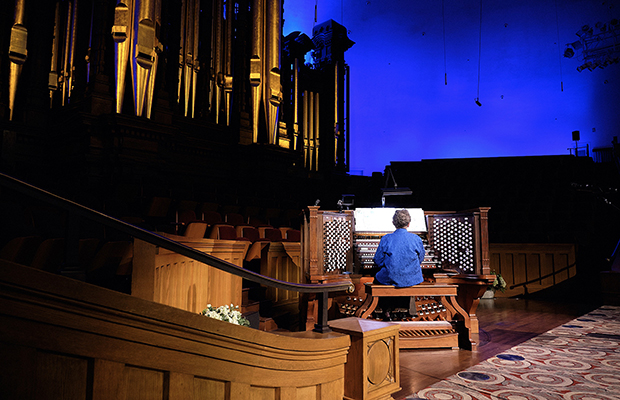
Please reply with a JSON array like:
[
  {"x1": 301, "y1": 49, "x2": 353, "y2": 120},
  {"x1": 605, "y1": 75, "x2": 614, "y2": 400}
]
[{"x1": 0, "y1": 0, "x2": 353, "y2": 175}]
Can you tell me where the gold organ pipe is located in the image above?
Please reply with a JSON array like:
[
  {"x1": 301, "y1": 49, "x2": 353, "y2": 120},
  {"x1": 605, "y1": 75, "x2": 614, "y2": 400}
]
[
  {"x1": 212, "y1": 0, "x2": 223, "y2": 124},
  {"x1": 8, "y1": 0, "x2": 28, "y2": 121},
  {"x1": 49, "y1": 1, "x2": 61, "y2": 108},
  {"x1": 112, "y1": 0, "x2": 133, "y2": 114},
  {"x1": 250, "y1": 0, "x2": 263, "y2": 142},
  {"x1": 67, "y1": 0, "x2": 78, "y2": 103},
  {"x1": 177, "y1": 0, "x2": 186, "y2": 107},
  {"x1": 134, "y1": 0, "x2": 156, "y2": 117},
  {"x1": 183, "y1": 0, "x2": 193, "y2": 116},
  {"x1": 191, "y1": 0, "x2": 200, "y2": 118},
  {"x1": 303, "y1": 90, "x2": 308, "y2": 168},
  {"x1": 61, "y1": 1, "x2": 72, "y2": 106},
  {"x1": 265, "y1": 0, "x2": 282, "y2": 144},
  {"x1": 223, "y1": 0, "x2": 233, "y2": 126},
  {"x1": 293, "y1": 57, "x2": 299, "y2": 150},
  {"x1": 308, "y1": 91, "x2": 314, "y2": 171},
  {"x1": 145, "y1": 0, "x2": 161, "y2": 119},
  {"x1": 314, "y1": 92, "x2": 320, "y2": 171}
]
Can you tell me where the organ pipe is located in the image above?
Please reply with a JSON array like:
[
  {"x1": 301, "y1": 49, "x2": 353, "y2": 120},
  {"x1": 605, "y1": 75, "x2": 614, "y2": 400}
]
[
  {"x1": 67, "y1": 0, "x2": 78, "y2": 104},
  {"x1": 250, "y1": 0, "x2": 263, "y2": 142},
  {"x1": 177, "y1": 0, "x2": 186, "y2": 107},
  {"x1": 293, "y1": 57, "x2": 299, "y2": 150},
  {"x1": 133, "y1": 0, "x2": 156, "y2": 117},
  {"x1": 49, "y1": 1, "x2": 61, "y2": 108},
  {"x1": 211, "y1": 0, "x2": 223, "y2": 124},
  {"x1": 145, "y1": 0, "x2": 161, "y2": 119},
  {"x1": 8, "y1": 0, "x2": 28, "y2": 121},
  {"x1": 302, "y1": 90, "x2": 308, "y2": 168},
  {"x1": 314, "y1": 92, "x2": 319, "y2": 171},
  {"x1": 333, "y1": 60, "x2": 339, "y2": 166},
  {"x1": 265, "y1": 0, "x2": 282, "y2": 144},
  {"x1": 112, "y1": 0, "x2": 132, "y2": 114},
  {"x1": 191, "y1": 0, "x2": 200, "y2": 119}
]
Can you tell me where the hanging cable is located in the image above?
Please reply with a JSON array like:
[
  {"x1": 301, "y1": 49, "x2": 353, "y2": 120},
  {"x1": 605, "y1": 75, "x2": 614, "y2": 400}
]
[
  {"x1": 555, "y1": 0, "x2": 564, "y2": 92},
  {"x1": 313, "y1": 0, "x2": 318, "y2": 28},
  {"x1": 443, "y1": 0, "x2": 447, "y2": 85},
  {"x1": 476, "y1": 0, "x2": 482, "y2": 106}
]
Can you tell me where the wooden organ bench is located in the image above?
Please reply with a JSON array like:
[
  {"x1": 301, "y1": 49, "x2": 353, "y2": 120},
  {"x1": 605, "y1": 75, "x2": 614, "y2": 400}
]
[{"x1": 353, "y1": 283, "x2": 470, "y2": 349}]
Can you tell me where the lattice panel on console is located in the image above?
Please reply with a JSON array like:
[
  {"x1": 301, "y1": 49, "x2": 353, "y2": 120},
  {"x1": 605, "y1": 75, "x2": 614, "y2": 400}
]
[
  {"x1": 431, "y1": 216, "x2": 475, "y2": 273},
  {"x1": 322, "y1": 216, "x2": 352, "y2": 273}
]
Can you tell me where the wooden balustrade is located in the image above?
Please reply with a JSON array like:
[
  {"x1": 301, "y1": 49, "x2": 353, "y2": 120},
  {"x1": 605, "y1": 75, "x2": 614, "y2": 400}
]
[
  {"x1": 489, "y1": 243, "x2": 577, "y2": 297},
  {"x1": 0, "y1": 260, "x2": 351, "y2": 400}
]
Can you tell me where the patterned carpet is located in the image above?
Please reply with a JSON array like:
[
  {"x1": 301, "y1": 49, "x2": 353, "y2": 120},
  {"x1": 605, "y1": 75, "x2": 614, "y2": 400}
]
[{"x1": 406, "y1": 305, "x2": 620, "y2": 400}]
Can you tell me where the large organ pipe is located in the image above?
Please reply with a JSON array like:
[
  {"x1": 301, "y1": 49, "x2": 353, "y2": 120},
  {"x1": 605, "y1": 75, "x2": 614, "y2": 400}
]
[
  {"x1": 293, "y1": 57, "x2": 299, "y2": 150},
  {"x1": 333, "y1": 61, "x2": 339, "y2": 166},
  {"x1": 8, "y1": 0, "x2": 28, "y2": 121},
  {"x1": 49, "y1": 1, "x2": 61, "y2": 108},
  {"x1": 265, "y1": 0, "x2": 282, "y2": 144},
  {"x1": 211, "y1": 0, "x2": 223, "y2": 124},
  {"x1": 177, "y1": 0, "x2": 186, "y2": 111},
  {"x1": 223, "y1": 0, "x2": 233, "y2": 126},
  {"x1": 145, "y1": 0, "x2": 161, "y2": 119},
  {"x1": 183, "y1": 0, "x2": 193, "y2": 116},
  {"x1": 250, "y1": 0, "x2": 263, "y2": 142},
  {"x1": 133, "y1": 0, "x2": 156, "y2": 117},
  {"x1": 345, "y1": 63, "x2": 350, "y2": 168},
  {"x1": 314, "y1": 92, "x2": 319, "y2": 171},
  {"x1": 61, "y1": 0, "x2": 72, "y2": 105},
  {"x1": 66, "y1": 0, "x2": 78, "y2": 104},
  {"x1": 302, "y1": 90, "x2": 308, "y2": 168},
  {"x1": 112, "y1": 0, "x2": 132, "y2": 114},
  {"x1": 308, "y1": 91, "x2": 314, "y2": 170},
  {"x1": 191, "y1": 0, "x2": 200, "y2": 118}
]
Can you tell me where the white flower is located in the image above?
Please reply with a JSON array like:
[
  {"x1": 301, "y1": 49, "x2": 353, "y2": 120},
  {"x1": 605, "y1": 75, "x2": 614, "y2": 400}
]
[{"x1": 201, "y1": 304, "x2": 251, "y2": 327}]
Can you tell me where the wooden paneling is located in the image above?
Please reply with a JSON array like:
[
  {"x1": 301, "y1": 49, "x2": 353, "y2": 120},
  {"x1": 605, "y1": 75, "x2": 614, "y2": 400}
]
[
  {"x1": 132, "y1": 235, "x2": 248, "y2": 311},
  {"x1": 490, "y1": 243, "x2": 576, "y2": 297},
  {"x1": 36, "y1": 352, "x2": 89, "y2": 400},
  {"x1": 261, "y1": 242, "x2": 301, "y2": 305},
  {"x1": 0, "y1": 260, "x2": 351, "y2": 400}
]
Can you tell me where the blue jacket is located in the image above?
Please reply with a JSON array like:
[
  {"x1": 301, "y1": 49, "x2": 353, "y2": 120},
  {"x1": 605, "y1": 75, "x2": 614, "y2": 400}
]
[{"x1": 373, "y1": 228, "x2": 425, "y2": 287}]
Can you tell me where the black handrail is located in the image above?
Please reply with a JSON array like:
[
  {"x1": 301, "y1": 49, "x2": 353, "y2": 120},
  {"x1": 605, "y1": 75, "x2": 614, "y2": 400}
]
[{"x1": 0, "y1": 172, "x2": 352, "y2": 333}]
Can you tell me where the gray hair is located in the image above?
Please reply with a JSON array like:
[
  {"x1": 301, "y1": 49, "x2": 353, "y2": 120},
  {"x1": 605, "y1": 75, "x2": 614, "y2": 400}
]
[{"x1": 392, "y1": 209, "x2": 411, "y2": 229}]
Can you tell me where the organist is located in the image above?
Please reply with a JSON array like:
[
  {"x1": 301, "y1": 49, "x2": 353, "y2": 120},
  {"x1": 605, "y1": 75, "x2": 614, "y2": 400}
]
[{"x1": 373, "y1": 209, "x2": 425, "y2": 320}]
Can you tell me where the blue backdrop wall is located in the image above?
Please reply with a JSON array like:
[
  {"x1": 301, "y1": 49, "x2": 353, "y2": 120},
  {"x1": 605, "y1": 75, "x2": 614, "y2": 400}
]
[{"x1": 283, "y1": 0, "x2": 620, "y2": 175}]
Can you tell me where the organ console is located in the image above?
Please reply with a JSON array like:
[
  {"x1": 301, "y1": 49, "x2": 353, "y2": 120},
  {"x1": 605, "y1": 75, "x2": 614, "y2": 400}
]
[{"x1": 301, "y1": 205, "x2": 494, "y2": 350}]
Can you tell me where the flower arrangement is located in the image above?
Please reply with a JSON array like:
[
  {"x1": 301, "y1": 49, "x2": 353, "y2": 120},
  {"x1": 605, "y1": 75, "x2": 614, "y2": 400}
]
[
  {"x1": 201, "y1": 304, "x2": 251, "y2": 327},
  {"x1": 491, "y1": 272, "x2": 507, "y2": 293}
]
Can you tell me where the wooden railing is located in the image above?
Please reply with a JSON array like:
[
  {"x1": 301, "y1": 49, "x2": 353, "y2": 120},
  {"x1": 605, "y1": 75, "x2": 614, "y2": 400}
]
[
  {"x1": 489, "y1": 243, "x2": 577, "y2": 297},
  {"x1": 0, "y1": 172, "x2": 353, "y2": 333}
]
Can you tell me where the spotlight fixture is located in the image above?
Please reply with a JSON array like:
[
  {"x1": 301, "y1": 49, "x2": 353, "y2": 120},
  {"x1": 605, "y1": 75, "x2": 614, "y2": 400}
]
[{"x1": 475, "y1": 98, "x2": 482, "y2": 106}]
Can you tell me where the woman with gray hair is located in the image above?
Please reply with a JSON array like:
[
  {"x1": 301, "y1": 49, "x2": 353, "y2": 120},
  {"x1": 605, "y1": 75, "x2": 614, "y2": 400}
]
[{"x1": 373, "y1": 209, "x2": 425, "y2": 319}]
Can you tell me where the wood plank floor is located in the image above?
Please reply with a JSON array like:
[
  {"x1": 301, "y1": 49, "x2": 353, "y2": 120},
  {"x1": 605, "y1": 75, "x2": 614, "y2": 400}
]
[{"x1": 393, "y1": 296, "x2": 602, "y2": 399}]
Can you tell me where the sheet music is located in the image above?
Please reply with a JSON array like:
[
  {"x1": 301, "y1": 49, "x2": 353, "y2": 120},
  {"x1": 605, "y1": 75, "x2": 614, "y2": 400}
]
[{"x1": 354, "y1": 208, "x2": 427, "y2": 232}]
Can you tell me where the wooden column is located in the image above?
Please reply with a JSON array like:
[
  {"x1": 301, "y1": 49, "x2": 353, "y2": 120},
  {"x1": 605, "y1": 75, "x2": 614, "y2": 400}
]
[{"x1": 329, "y1": 318, "x2": 400, "y2": 400}]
